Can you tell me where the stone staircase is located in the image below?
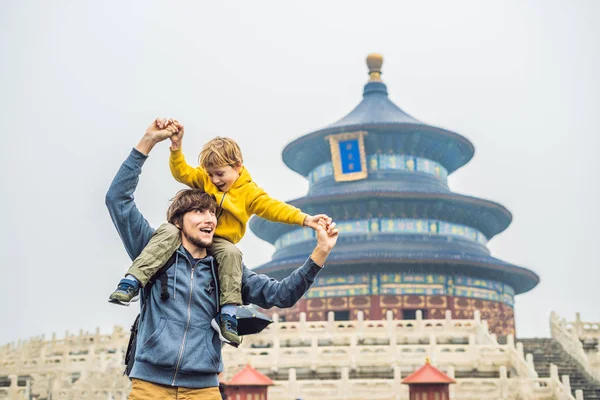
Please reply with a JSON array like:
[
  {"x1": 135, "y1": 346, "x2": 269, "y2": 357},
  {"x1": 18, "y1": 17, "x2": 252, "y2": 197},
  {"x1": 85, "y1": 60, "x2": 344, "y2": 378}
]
[{"x1": 520, "y1": 338, "x2": 600, "y2": 399}]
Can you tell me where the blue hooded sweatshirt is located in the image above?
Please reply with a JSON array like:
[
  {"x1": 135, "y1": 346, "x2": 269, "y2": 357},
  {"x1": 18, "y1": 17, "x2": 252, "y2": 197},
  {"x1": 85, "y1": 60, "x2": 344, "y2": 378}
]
[{"x1": 105, "y1": 148, "x2": 323, "y2": 388}]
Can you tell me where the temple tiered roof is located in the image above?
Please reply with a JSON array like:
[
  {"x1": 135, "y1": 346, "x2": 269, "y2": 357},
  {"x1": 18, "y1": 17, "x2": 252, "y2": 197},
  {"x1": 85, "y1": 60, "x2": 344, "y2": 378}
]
[
  {"x1": 249, "y1": 54, "x2": 539, "y2": 335},
  {"x1": 282, "y1": 54, "x2": 474, "y2": 175}
]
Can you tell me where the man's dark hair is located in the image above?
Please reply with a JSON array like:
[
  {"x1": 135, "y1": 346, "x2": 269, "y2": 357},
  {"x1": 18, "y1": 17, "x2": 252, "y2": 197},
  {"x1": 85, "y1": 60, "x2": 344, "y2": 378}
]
[{"x1": 167, "y1": 189, "x2": 217, "y2": 228}]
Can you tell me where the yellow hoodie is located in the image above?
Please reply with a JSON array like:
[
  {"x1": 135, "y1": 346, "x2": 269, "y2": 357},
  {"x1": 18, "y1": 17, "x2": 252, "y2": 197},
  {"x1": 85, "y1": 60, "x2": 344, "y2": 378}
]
[{"x1": 169, "y1": 149, "x2": 308, "y2": 244}]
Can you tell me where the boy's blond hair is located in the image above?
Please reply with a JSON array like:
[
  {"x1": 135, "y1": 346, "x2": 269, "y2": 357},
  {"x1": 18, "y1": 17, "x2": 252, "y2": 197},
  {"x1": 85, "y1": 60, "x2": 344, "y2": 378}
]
[{"x1": 199, "y1": 137, "x2": 244, "y2": 168}]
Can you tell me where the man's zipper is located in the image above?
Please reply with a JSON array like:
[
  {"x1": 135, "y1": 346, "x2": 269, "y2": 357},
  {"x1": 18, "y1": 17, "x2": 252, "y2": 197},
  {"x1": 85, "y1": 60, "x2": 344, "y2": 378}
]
[
  {"x1": 210, "y1": 259, "x2": 220, "y2": 312},
  {"x1": 171, "y1": 263, "x2": 196, "y2": 385}
]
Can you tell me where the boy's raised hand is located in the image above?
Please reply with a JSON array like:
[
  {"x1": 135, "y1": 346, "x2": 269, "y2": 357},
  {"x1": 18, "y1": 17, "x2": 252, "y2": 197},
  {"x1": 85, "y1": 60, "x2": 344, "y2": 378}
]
[
  {"x1": 303, "y1": 214, "x2": 331, "y2": 230},
  {"x1": 169, "y1": 120, "x2": 185, "y2": 151}
]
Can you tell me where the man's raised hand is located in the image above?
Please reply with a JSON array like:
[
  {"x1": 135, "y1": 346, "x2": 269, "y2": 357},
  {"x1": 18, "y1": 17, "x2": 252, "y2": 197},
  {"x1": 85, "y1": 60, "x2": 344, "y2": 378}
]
[
  {"x1": 135, "y1": 118, "x2": 180, "y2": 155},
  {"x1": 310, "y1": 218, "x2": 339, "y2": 267},
  {"x1": 147, "y1": 118, "x2": 179, "y2": 140}
]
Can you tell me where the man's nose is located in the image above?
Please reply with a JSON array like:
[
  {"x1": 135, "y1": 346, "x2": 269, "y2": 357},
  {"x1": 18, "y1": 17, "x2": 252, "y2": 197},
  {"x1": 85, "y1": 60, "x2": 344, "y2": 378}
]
[{"x1": 200, "y1": 210, "x2": 217, "y2": 223}]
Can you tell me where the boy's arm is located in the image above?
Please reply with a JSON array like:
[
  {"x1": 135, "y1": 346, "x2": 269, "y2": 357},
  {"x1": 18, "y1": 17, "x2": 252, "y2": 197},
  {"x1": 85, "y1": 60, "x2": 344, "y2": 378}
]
[
  {"x1": 105, "y1": 148, "x2": 156, "y2": 260},
  {"x1": 247, "y1": 184, "x2": 308, "y2": 226},
  {"x1": 241, "y1": 219, "x2": 338, "y2": 308},
  {"x1": 169, "y1": 148, "x2": 208, "y2": 189}
]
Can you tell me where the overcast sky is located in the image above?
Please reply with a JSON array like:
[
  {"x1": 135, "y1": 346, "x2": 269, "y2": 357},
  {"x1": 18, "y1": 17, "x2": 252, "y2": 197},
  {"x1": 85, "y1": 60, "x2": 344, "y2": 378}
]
[{"x1": 1, "y1": 1, "x2": 599, "y2": 346}]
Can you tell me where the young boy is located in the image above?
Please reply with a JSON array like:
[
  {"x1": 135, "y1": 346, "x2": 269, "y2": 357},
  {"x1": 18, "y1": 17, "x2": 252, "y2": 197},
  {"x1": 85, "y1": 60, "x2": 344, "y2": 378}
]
[{"x1": 109, "y1": 119, "x2": 329, "y2": 347}]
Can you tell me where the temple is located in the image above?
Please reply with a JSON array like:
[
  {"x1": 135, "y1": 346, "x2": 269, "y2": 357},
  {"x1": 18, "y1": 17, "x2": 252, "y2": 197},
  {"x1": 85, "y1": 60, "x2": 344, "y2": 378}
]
[{"x1": 250, "y1": 53, "x2": 539, "y2": 335}]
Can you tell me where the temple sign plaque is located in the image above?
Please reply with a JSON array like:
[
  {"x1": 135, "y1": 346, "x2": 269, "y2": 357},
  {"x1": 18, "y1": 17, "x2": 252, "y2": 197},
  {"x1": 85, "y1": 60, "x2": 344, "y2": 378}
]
[{"x1": 326, "y1": 131, "x2": 368, "y2": 182}]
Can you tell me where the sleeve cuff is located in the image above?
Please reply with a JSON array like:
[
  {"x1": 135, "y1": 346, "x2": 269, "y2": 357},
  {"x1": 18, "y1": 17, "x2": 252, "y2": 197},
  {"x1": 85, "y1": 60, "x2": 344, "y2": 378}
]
[
  {"x1": 307, "y1": 257, "x2": 325, "y2": 270},
  {"x1": 170, "y1": 148, "x2": 183, "y2": 156},
  {"x1": 297, "y1": 212, "x2": 309, "y2": 226},
  {"x1": 128, "y1": 147, "x2": 149, "y2": 167}
]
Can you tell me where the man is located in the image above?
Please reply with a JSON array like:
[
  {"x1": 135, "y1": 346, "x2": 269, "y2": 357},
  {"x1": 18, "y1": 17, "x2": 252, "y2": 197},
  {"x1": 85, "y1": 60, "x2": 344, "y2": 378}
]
[{"x1": 106, "y1": 120, "x2": 339, "y2": 400}]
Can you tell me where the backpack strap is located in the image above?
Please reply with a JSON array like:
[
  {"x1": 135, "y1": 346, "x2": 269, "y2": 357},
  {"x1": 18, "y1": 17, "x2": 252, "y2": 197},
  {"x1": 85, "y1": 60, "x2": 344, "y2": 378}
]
[
  {"x1": 124, "y1": 314, "x2": 140, "y2": 376},
  {"x1": 145, "y1": 252, "x2": 177, "y2": 302}
]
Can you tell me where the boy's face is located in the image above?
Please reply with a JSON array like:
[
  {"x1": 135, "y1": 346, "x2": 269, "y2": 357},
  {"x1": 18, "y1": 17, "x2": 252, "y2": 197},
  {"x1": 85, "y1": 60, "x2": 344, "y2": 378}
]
[{"x1": 206, "y1": 163, "x2": 242, "y2": 192}]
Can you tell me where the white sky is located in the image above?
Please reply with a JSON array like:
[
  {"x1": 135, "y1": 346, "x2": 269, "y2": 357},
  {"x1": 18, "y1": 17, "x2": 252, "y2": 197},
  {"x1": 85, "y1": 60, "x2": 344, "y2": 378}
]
[{"x1": 1, "y1": 1, "x2": 599, "y2": 345}]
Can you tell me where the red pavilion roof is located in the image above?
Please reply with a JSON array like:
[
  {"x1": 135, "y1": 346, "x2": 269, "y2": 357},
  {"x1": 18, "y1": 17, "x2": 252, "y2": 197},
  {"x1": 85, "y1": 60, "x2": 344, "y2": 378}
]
[
  {"x1": 226, "y1": 364, "x2": 274, "y2": 386},
  {"x1": 402, "y1": 360, "x2": 456, "y2": 385}
]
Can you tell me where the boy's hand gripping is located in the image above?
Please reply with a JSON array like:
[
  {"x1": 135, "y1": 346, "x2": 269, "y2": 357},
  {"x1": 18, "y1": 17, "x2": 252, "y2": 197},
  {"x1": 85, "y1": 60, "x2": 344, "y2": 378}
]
[{"x1": 303, "y1": 214, "x2": 331, "y2": 230}]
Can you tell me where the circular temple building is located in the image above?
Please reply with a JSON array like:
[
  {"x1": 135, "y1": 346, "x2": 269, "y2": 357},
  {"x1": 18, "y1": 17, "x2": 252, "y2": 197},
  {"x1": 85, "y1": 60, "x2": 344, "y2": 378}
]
[{"x1": 249, "y1": 54, "x2": 539, "y2": 335}]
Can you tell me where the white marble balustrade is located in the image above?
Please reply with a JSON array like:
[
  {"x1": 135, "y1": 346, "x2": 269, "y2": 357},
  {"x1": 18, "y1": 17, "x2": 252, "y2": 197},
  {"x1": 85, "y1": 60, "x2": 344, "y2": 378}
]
[{"x1": 0, "y1": 311, "x2": 587, "y2": 400}]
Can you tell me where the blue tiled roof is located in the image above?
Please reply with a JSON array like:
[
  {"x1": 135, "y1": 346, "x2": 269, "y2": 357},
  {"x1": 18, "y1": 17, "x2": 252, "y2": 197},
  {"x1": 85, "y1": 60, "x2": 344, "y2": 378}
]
[
  {"x1": 326, "y1": 81, "x2": 422, "y2": 128},
  {"x1": 282, "y1": 78, "x2": 475, "y2": 175}
]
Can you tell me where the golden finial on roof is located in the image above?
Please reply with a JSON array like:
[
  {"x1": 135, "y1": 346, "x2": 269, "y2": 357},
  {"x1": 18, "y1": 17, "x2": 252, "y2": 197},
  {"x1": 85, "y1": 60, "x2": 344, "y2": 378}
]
[
  {"x1": 366, "y1": 53, "x2": 384, "y2": 82},
  {"x1": 425, "y1": 356, "x2": 431, "y2": 364}
]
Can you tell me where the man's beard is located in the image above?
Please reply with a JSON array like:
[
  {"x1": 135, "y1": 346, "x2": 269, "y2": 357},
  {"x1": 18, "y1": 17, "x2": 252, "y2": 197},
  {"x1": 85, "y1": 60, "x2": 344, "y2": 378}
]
[{"x1": 182, "y1": 227, "x2": 213, "y2": 249}]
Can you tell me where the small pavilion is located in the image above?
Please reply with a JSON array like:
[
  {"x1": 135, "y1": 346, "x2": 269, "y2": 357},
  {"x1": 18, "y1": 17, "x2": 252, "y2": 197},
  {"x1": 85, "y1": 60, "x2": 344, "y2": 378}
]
[
  {"x1": 402, "y1": 358, "x2": 456, "y2": 400},
  {"x1": 222, "y1": 364, "x2": 274, "y2": 400}
]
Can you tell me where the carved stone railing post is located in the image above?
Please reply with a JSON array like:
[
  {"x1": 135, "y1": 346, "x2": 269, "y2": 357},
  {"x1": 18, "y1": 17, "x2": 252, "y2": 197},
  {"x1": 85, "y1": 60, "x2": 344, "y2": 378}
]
[
  {"x1": 415, "y1": 310, "x2": 423, "y2": 331},
  {"x1": 525, "y1": 353, "x2": 535, "y2": 372},
  {"x1": 357, "y1": 310, "x2": 366, "y2": 343},
  {"x1": 562, "y1": 375, "x2": 571, "y2": 394},
  {"x1": 288, "y1": 368, "x2": 298, "y2": 399},
  {"x1": 499, "y1": 365, "x2": 509, "y2": 399},
  {"x1": 310, "y1": 336, "x2": 318, "y2": 372},
  {"x1": 516, "y1": 342, "x2": 524, "y2": 358},
  {"x1": 271, "y1": 316, "x2": 280, "y2": 374},
  {"x1": 468, "y1": 334, "x2": 478, "y2": 367},
  {"x1": 392, "y1": 366, "x2": 403, "y2": 400},
  {"x1": 550, "y1": 364, "x2": 559, "y2": 391},
  {"x1": 340, "y1": 367, "x2": 350, "y2": 399},
  {"x1": 447, "y1": 365, "x2": 455, "y2": 399},
  {"x1": 385, "y1": 310, "x2": 395, "y2": 347},
  {"x1": 507, "y1": 334, "x2": 515, "y2": 348},
  {"x1": 8, "y1": 374, "x2": 18, "y2": 399},
  {"x1": 429, "y1": 334, "x2": 437, "y2": 364},
  {"x1": 349, "y1": 334, "x2": 357, "y2": 370},
  {"x1": 575, "y1": 312, "x2": 583, "y2": 337},
  {"x1": 327, "y1": 311, "x2": 335, "y2": 334},
  {"x1": 299, "y1": 311, "x2": 307, "y2": 334}
]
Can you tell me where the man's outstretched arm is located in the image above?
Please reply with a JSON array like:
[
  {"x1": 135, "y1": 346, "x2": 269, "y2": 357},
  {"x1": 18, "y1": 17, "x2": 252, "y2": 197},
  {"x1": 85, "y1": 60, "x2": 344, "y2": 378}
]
[
  {"x1": 105, "y1": 119, "x2": 179, "y2": 260},
  {"x1": 241, "y1": 219, "x2": 338, "y2": 309}
]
